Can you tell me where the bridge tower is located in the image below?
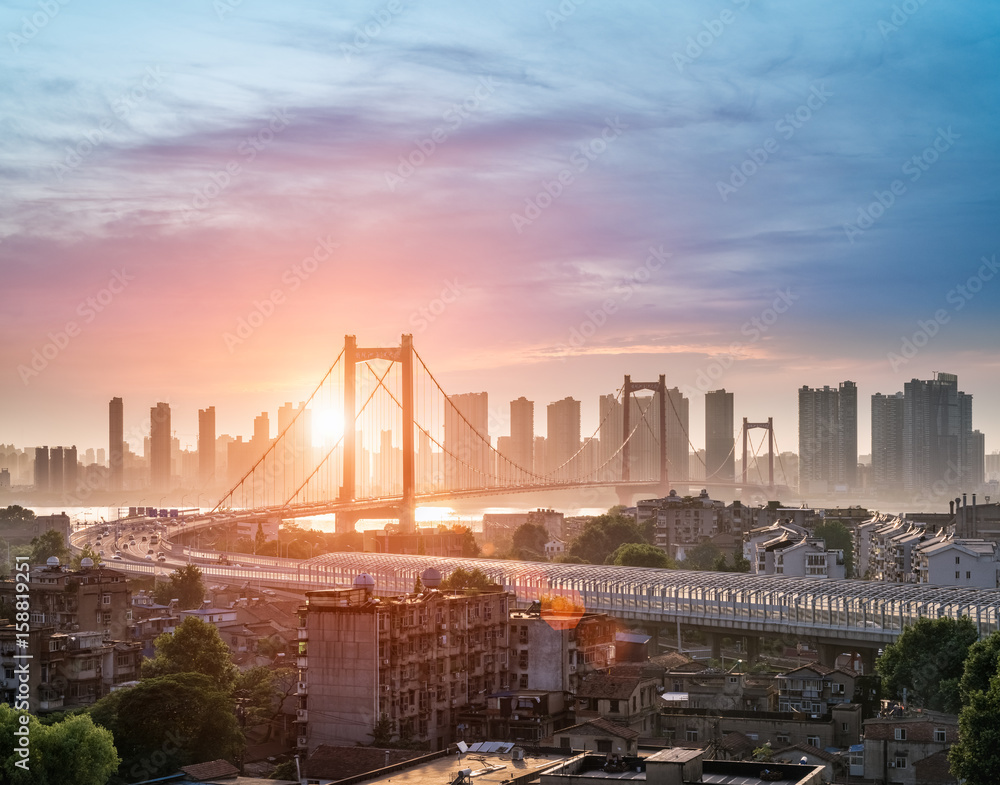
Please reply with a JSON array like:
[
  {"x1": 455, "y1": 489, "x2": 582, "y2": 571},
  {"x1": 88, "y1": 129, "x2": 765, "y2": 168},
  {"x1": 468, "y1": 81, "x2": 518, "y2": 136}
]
[
  {"x1": 621, "y1": 374, "x2": 669, "y2": 495},
  {"x1": 741, "y1": 417, "x2": 774, "y2": 490},
  {"x1": 339, "y1": 334, "x2": 415, "y2": 534}
]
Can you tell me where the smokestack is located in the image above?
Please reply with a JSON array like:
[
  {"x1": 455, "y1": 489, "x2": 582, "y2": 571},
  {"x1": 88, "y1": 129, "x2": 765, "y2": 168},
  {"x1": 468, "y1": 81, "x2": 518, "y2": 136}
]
[
  {"x1": 972, "y1": 494, "x2": 977, "y2": 536},
  {"x1": 950, "y1": 500, "x2": 955, "y2": 516}
]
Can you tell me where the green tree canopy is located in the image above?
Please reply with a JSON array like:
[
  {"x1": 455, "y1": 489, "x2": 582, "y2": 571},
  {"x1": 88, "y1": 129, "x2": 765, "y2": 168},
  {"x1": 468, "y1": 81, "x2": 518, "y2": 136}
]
[
  {"x1": 813, "y1": 520, "x2": 854, "y2": 577},
  {"x1": 89, "y1": 673, "x2": 243, "y2": 784},
  {"x1": 0, "y1": 703, "x2": 119, "y2": 785},
  {"x1": 949, "y1": 670, "x2": 1000, "y2": 785},
  {"x1": 0, "y1": 505, "x2": 35, "y2": 523},
  {"x1": 568, "y1": 511, "x2": 645, "y2": 564},
  {"x1": 448, "y1": 524, "x2": 480, "y2": 557},
  {"x1": 439, "y1": 567, "x2": 499, "y2": 593},
  {"x1": 683, "y1": 541, "x2": 722, "y2": 571},
  {"x1": 29, "y1": 528, "x2": 69, "y2": 565},
  {"x1": 141, "y1": 616, "x2": 237, "y2": 692},
  {"x1": 152, "y1": 565, "x2": 206, "y2": 609},
  {"x1": 876, "y1": 616, "x2": 979, "y2": 713},
  {"x1": 510, "y1": 523, "x2": 548, "y2": 561},
  {"x1": 960, "y1": 630, "x2": 1000, "y2": 702},
  {"x1": 606, "y1": 542, "x2": 673, "y2": 568},
  {"x1": 71, "y1": 544, "x2": 102, "y2": 569}
]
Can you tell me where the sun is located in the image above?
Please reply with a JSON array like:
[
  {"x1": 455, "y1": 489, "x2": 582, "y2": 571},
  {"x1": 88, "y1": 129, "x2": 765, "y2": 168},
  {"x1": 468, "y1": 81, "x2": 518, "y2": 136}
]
[{"x1": 311, "y1": 408, "x2": 344, "y2": 447}]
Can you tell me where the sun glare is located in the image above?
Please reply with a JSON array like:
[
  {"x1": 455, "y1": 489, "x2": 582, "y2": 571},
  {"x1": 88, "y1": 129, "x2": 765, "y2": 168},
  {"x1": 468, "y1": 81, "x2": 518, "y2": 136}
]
[{"x1": 312, "y1": 408, "x2": 344, "y2": 446}]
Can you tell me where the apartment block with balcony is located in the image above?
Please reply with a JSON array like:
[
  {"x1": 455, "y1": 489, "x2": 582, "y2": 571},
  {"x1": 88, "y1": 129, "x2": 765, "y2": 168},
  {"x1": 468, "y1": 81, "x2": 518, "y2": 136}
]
[
  {"x1": 861, "y1": 711, "x2": 958, "y2": 785},
  {"x1": 775, "y1": 663, "x2": 856, "y2": 716},
  {"x1": 295, "y1": 579, "x2": 510, "y2": 753},
  {"x1": 509, "y1": 606, "x2": 616, "y2": 694},
  {"x1": 574, "y1": 663, "x2": 662, "y2": 736}
]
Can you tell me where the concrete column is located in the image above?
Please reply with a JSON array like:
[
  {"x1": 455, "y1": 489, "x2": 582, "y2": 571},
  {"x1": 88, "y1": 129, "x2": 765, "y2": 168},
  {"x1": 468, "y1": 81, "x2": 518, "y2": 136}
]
[
  {"x1": 818, "y1": 643, "x2": 841, "y2": 668},
  {"x1": 745, "y1": 635, "x2": 760, "y2": 664},
  {"x1": 710, "y1": 633, "x2": 722, "y2": 662}
]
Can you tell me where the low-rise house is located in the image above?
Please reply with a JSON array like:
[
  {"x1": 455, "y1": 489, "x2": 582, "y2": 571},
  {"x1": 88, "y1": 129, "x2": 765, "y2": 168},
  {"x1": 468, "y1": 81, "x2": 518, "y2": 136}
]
[
  {"x1": 575, "y1": 664, "x2": 662, "y2": 736},
  {"x1": 861, "y1": 711, "x2": 958, "y2": 785},
  {"x1": 551, "y1": 717, "x2": 639, "y2": 756},
  {"x1": 775, "y1": 663, "x2": 857, "y2": 715}
]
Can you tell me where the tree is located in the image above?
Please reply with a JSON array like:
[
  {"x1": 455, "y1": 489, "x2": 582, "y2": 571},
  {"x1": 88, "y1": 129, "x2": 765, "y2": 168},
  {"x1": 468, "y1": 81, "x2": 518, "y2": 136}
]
[
  {"x1": 683, "y1": 541, "x2": 722, "y2": 571},
  {"x1": 607, "y1": 542, "x2": 673, "y2": 568},
  {"x1": 875, "y1": 616, "x2": 978, "y2": 713},
  {"x1": 254, "y1": 523, "x2": 266, "y2": 555},
  {"x1": 813, "y1": 520, "x2": 854, "y2": 577},
  {"x1": 89, "y1": 673, "x2": 243, "y2": 784},
  {"x1": 949, "y1": 671, "x2": 1000, "y2": 785},
  {"x1": 960, "y1": 630, "x2": 1000, "y2": 702},
  {"x1": 439, "y1": 567, "x2": 499, "y2": 593},
  {"x1": 0, "y1": 703, "x2": 119, "y2": 785},
  {"x1": 0, "y1": 505, "x2": 35, "y2": 523},
  {"x1": 448, "y1": 525, "x2": 480, "y2": 557},
  {"x1": 510, "y1": 523, "x2": 548, "y2": 561},
  {"x1": 29, "y1": 528, "x2": 69, "y2": 565},
  {"x1": 71, "y1": 544, "x2": 102, "y2": 569},
  {"x1": 568, "y1": 511, "x2": 645, "y2": 564},
  {"x1": 234, "y1": 666, "x2": 296, "y2": 737},
  {"x1": 152, "y1": 565, "x2": 205, "y2": 609},
  {"x1": 142, "y1": 616, "x2": 238, "y2": 692}
]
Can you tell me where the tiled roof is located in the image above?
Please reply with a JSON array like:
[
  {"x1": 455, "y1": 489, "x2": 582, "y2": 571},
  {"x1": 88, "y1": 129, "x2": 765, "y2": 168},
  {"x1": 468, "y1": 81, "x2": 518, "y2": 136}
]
[
  {"x1": 179, "y1": 759, "x2": 239, "y2": 780},
  {"x1": 718, "y1": 731, "x2": 755, "y2": 756},
  {"x1": 304, "y1": 745, "x2": 426, "y2": 779},
  {"x1": 558, "y1": 717, "x2": 640, "y2": 740},
  {"x1": 577, "y1": 672, "x2": 640, "y2": 700}
]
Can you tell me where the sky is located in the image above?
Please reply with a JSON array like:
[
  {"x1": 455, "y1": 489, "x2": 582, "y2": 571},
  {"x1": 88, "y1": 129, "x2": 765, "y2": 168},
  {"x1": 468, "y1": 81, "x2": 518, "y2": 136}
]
[{"x1": 1, "y1": 0, "x2": 999, "y2": 458}]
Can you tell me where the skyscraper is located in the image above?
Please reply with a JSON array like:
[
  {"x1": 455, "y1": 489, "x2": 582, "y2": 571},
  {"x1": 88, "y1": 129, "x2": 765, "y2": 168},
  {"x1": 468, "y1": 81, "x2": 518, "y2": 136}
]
[
  {"x1": 665, "y1": 387, "x2": 689, "y2": 483},
  {"x1": 109, "y1": 397, "x2": 123, "y2": 491},
  {"x1": 49, "y1": 446, "x2": 64, "y2": 493},
  {"x1": 546, "y1": 397, "x2": 581, "y2": 480},
  {"x1": 150, "y1": 402, "x2": 171, "y2": 492},
  {"x1": 34, "y1": 446, "x2": 48, "y2": 492},
  {"x1": 901, "y1": 372, "x2": 980, "y2": 493},
  {"x1": 198, "y1": 406, "x2": 216, "y2": 487},
  {"x1": 798, "y1": 381, "x2": 858, "y2": 493},
  {"x1": 509, "y1": 397, "x2": 534, "y2": 477},
  {"x1": 705, "y1": 389, "x2": 735, "y2": 483},
  {"x1": 871, "y1": 391, "x2": 904, "y2": 493},
  {"x1": 444, "y1": 392, "x2": 489, "y2": 489},
  {"x1": 64, "y1": 445, "x2": 77, "y2": 493}
]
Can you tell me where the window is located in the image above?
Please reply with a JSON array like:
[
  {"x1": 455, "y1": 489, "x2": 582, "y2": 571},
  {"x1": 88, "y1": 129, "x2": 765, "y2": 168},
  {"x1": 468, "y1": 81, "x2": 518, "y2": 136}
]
[
  {"x1": 934, "y1": 728, "x2": 946, "y2": 742},
  {"x1": 609, "y1": 699, "x2": 620, "y2": 713},
  {"x1": 596, "y1": 740, "x2": 612, "y2": 753},
  {"x1": 807, "y1": 735, "x2": 820, "y2": 747},
  {"x1": 894, "y1": 728, "x2": 907, "y2": 740},
  {"x1": 519, "y1": 674, "x2": 528, "y2": 689},
  {"x1": 894, "y1": 756, "x2": 908, "y2": 769},
  {"x1": 956, "y1": 556, "x2": 961, "y2": 564},
  {"x1": 686, "y1": 729, "x2": 698, "y2": 742},
  {"x1": 777, "y1": 733, "x2": 790, "y2": 745},
  {"x1": 956, "y1": 571, "x2": 960, "y2": 579},
  {"x1": 747, "y1": 733, "x2": 759, "y2": 742},
  {"x1": 560, "y1": 737, "x2": 570, "y2": 750},
  {"x1": 967, "y1": 571, "x2": 971, "y2": 579},
  {"x1": 102, "y1": 594, "x2": 112, "y2": 605}
]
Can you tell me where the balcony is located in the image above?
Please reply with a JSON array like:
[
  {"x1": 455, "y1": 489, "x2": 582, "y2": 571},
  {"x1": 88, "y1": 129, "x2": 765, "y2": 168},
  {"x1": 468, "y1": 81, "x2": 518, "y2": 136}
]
[
  {"x1": 297, "y1": 656, "x2": 308, "y2": 669},
  {"x1": 298, "y1": 629, "x2": 308, "y2": 640}
]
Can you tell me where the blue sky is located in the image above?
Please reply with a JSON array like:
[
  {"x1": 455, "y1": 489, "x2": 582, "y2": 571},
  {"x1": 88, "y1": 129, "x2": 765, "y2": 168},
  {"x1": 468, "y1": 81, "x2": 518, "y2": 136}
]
[{"x1": 1, "y1": 0, "x2": 998, "y2": 457}]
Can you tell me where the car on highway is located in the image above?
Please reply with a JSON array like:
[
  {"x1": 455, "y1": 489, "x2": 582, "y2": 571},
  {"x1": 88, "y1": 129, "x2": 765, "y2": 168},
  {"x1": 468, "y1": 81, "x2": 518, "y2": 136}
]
[
  {"x1": 145, "y1": 554, "x2": 153, "y2": 560},
  {"x1": 113, "y1": 552, "x2": 123, "y2": 560},
  {"x1": 157, "y1": 555, "x2": 167, "y2": 562}
]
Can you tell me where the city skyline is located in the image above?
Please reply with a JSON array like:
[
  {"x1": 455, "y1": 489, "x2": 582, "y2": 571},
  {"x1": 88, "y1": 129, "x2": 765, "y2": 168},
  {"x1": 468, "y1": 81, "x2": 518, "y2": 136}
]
[{"x1": 2, "y1": 2, "x2": 999, "y2": 462}]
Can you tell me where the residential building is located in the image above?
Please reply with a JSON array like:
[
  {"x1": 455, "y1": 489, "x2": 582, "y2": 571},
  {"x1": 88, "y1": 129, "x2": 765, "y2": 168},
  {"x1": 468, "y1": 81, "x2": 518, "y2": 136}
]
[
  {"x1": 150, "y1": 402, "x2": 171, "y2": 492},
  {"x1": 551, "y1": 717, "x2": 639, "y2": 756},
  {"x1": 547, "y1": 397, "x2": 581, "y2": 481},
  {"x1": 296, "y1": 580, "x2": 510, "y2": 752},
  {"x1": 573, "y1": 663, "x2": 662, "y2": 736},
  {"x1": 109, "y1": 397, "x2": 124, "y2": 491},
  {"x1": 861, "y1": 711, "x2": 958, "y2": 785},
  {"x1": 444, "y1": 392, "x2": 490, "y2": 489},
  {"x1": 775, "y1": 663, "x2": 857, "y2": 715},
  {"x1": 798, "y1": 381, "x2": 858, "y2": 493},
  {"x1": 705, "y1": 389, "x2": 735, "y2": 483},
  {"x1": 198, "y1": 405, "x2": 215, "y2": 487},
  {"x1": 509, "y1": 396, "x2": 535, "y2": 476},
  {"x1": 509, "y1": 606, "x2": 617, "y2": 694},
  {"x1": 642, "y1": 489, "x2": 731, "y2": 562}
]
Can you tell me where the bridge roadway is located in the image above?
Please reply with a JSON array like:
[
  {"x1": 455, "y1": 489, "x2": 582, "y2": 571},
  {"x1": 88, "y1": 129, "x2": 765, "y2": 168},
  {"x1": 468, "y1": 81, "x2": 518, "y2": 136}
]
[{"x1": 75, "y1": 522, "x2": 1000, "y2": 657}]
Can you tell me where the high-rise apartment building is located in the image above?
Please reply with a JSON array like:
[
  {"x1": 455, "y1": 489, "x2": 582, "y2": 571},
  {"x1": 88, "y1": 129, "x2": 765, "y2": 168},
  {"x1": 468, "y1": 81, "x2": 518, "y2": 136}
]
[
  {"x1": 798, "y1": 381, "x2": 857, "y2": 493},
  {"x1": 705, "y1": 389, "x2": 735, "y2": 483},
  {"x1": 665, "y1": 387, "x2": 689, "y2": 484},
  {"x1": 198, "y1": 406, "x2": 216, "y2": 487},
  {"x1": 901, "y1": 373, "x2": 981, "y2": 493},
  {"x1": 546, "y1": 397, "x2": 581, "y2": 480},
  {"x1": 33, "y1": 447, "x2": 48, "y2": 492},
  {"x1": 149, "y1": 402, "x2": 171, "y2": 492},
  {"x1": 444, "y1": 392, "x2": 489, "y2": 489},
  {"x1": 109, "y1": 397, "x2": 123, "y2": 491},
  {"x1": 509, "y1": 397, "x2": 534, "y2": 477},
  {"x1": 871, "y1": 392, "x2": 904, "y2": 493},
  {"x1": 49, "y1": 447, "x2": 64, "y2": 494}
]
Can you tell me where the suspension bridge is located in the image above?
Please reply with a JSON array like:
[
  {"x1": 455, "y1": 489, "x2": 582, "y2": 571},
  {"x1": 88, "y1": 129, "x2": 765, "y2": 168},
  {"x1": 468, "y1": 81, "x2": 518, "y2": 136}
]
[{"x1": 212, "y1": 334, "x2": 789, "y2": 532}]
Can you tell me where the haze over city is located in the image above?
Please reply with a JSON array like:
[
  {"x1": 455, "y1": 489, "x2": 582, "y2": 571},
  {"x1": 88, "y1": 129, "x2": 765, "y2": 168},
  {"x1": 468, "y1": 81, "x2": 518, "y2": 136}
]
[{"x1": 2, "y1": 1, "x2": 999, "y2": 460}]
